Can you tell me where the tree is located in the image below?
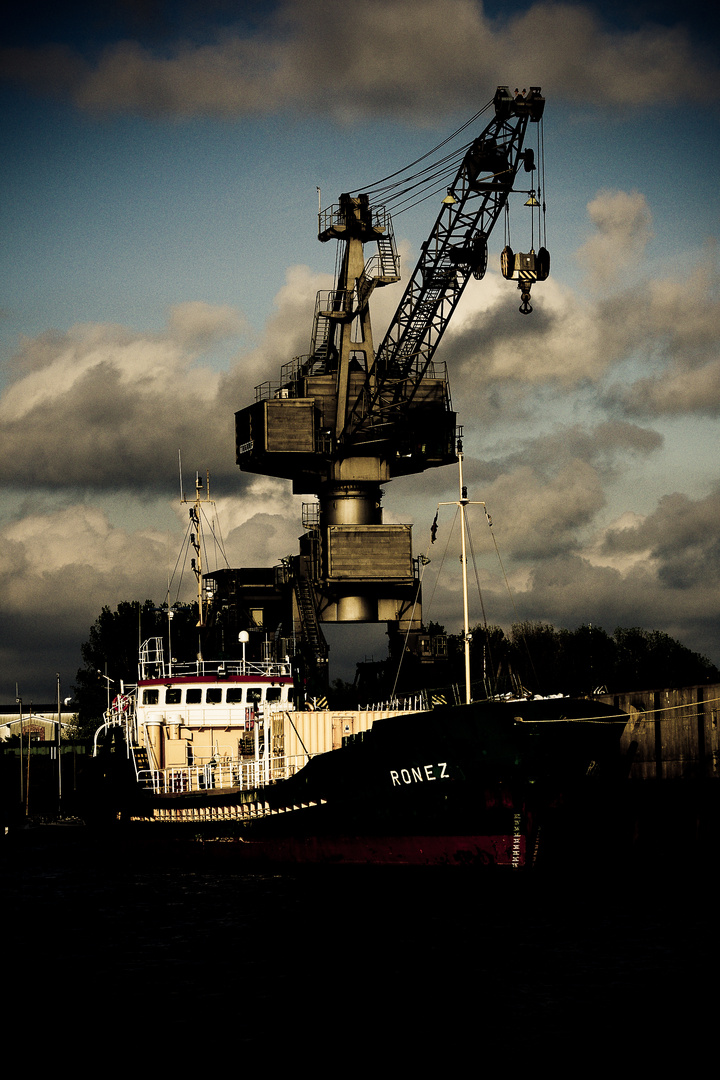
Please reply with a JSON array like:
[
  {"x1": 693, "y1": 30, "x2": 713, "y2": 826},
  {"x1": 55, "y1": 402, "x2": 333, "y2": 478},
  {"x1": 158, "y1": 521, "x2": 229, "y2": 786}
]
[
  {"x1": 446, "y1": 620, "x2": 719, "y2": 697},
  {"x1": 562, "y1": 624, "x2": 617, "y2": 696},
  {"x1": 509, "y1": 621, "x2": 569, "y2": 694},
  {"x1": 612, "y1": 627, "x2": 719, "y2": 691},
  {"x1": 73, "y1": 600, "x2": 197, "y2": 733}
]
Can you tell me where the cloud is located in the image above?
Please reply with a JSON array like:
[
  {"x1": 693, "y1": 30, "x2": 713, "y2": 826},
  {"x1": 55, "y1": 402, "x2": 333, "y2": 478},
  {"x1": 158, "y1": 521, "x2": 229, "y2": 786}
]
[
  {"x1": 435, "y1": 270, "x2": 609, "y2": 428},
  {"x1": 0, "y1": 502, "x2": 166, "y2": 697},
  {"x1": 603, "y1": 246, "x2": 720, "y2": 415},
  {"x1": 167, "y1": 300, "x2": 245, "y2": 349},
  {"x1": 211, "y1": 479, "x2": 306, "y2": 566},
  {"x1": 0, "y1": 312, "x2": 229, "y2": 490},
  {"x1": 439, "y1": 206, "x2": 718, "y2": 424},
  {"x1": 597, "y1": 489, "x2": 720, "y2": 588},
  {"x1": 2, "y1": 2, "x2": 717, "y2": 119},
  {"x1": 478, "y1": 420, "x2": 663, "y2": 483},
  {"x1": 0, "y1": 272, "x2": 326, "y2": 493},
  {"x1": 510, "y1": 489, "x2": 720, "y2": 651},
  {"x1": 0, "y1": 488, "x2": 305, "y2": 699},
  {"x1": 480, "y1": 459, "x2": 606, "y2": 559},
  {"x1": 445, "y1": 488, "x2": 720, "y2": 665},
  {"x1": 440, "y1": 419, "x2": 660, "y2": 563},
  {"x1": 576, "y1": 190, "x2": 653, "y2": 290}
]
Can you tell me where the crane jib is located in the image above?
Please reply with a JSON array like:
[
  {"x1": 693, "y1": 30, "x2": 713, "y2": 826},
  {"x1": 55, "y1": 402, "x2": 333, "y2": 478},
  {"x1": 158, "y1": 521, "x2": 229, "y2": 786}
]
[{"x1": 342, "y1": 86, "x2": 544, "y2": 445}]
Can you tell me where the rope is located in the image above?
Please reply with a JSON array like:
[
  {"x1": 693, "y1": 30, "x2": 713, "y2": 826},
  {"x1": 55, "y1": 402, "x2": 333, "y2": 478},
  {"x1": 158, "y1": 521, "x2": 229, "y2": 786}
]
[
  {"x1": 513, "y1": 713, "x2": 630, "y2": 725},
  {"x1": 515, "y1": 694, "x2": 720, "y2": 724},
  {"x1": 348, "y1": 101, "x2": 493, "y2": 198},
  {"x1": 619, "y1": 694, "x2": 720, "y2": 719},
  {"x1": 389, "y1": 564, "x2": 426, "y2": 700},
  {"x1": 423, "y1": 505, "x2": 459, "y2": 619}
]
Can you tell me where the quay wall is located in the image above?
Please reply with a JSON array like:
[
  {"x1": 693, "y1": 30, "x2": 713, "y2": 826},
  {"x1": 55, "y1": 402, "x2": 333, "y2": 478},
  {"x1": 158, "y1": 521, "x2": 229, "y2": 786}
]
[{"x1": 599, "y1": 684, "x2": 720, "y2": 780}]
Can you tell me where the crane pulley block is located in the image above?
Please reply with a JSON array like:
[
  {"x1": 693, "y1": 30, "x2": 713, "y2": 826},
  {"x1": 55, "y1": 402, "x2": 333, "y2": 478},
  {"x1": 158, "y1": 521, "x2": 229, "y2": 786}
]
[
  {"x1": 500, "y1": 246, "x2": 550, "y2": 283},
  {"x1": 493, "y1": 85, "x2": 545, "y2": 122},
  {"x1": 447, "y1": 233, "x2": 488, "y2": 280}
]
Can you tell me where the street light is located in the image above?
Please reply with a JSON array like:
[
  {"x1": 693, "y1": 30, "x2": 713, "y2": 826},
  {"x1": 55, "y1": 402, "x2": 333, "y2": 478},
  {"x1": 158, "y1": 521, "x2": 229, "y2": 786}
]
[
  {"x1": 168, "y1": 609, "x2": 174, "y2": 676},
  {"x1": 239, "y1": 631, "x2": 249, "y2": 674},
  {"x1": 56, "y1": 672, "x2": 62, "y2": 813},
  {"x1": 97, "y1": 666, "x2": 114, "y2": 712},
  {"x1": 15, "y1": 684, "x2": 24, "y2": 813}
]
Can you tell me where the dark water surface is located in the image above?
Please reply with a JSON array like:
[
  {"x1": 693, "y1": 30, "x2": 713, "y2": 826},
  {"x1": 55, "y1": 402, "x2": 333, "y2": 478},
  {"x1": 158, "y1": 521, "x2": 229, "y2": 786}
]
[{"x1": 3, "y1": 826, "x2": 711, "y2": 1061}]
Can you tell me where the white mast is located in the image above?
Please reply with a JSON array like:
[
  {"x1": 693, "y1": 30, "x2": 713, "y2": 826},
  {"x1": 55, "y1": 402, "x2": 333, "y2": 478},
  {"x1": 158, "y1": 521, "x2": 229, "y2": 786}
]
[
  {"x1": 436, "y1": 436, "x2": 491, "y2": 706},
  {"x1": 458, "y1": 444, "x2": 472, "y2": 706}
]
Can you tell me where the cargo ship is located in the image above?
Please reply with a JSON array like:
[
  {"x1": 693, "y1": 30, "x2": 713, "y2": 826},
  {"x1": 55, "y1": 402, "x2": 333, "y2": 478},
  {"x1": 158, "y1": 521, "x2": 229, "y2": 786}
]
[
  {"x1": 93, "y1": 639, "x2": 628, "y2": 866},
  {"x1": 91, "y1": 86, "x2": 630, "y2": 864}
]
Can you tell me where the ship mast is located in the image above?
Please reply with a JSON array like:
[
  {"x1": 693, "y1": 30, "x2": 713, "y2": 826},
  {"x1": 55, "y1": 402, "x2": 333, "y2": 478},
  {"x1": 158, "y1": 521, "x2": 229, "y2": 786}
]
[
  {"x1": 189, "y1": 471, "x2": 213, "y2": 653},
  {"x1": 458, "y1": 443, "x2": 472, "y2": 706},
  {"x1": 435, "y1": 435, "x2": 495, "y2": 705}
]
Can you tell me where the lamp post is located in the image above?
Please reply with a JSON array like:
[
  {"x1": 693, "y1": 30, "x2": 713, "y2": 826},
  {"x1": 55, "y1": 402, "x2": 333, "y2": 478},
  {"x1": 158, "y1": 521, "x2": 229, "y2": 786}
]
[
  {"x1": 97, "y1": 666, "x2": 114, "y2": 712},
  {"x1": 15, "y1": 685, "x2": 23, "y2": 814},
  {"x1": 239, "y1": 631, "x2": 249, "y2": 674},
  {"x1": 56, "y1": 672, "x2": 62, "y2": 814},
  {"x1": 168, "y1": 609, "x2": 174, "y2": 676}
]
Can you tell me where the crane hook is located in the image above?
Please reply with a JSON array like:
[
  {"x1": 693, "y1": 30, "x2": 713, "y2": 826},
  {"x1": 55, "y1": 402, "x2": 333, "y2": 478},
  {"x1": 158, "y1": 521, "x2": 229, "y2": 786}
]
[{"x1": 518, "y1": 282, "x2": 533, "y2": 315}]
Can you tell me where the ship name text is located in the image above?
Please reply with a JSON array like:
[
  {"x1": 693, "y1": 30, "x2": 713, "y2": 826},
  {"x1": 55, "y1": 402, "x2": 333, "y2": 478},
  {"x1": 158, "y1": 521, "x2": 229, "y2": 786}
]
[{"x1": 390, "y1": 763, "x2": 449, "y2": 786}]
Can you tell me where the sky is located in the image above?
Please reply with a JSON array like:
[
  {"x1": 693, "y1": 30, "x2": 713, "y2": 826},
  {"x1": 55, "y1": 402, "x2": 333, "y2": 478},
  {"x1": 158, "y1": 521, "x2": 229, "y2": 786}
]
[{"x1": 1, "y1": 0, "x2": 719, "y2": 704}]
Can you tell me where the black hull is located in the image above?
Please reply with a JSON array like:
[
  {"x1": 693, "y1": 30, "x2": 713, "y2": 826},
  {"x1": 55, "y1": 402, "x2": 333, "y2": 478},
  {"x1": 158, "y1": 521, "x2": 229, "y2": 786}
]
[{"x1": 116, "y1": 696, "x2": 628, "y2": 867}]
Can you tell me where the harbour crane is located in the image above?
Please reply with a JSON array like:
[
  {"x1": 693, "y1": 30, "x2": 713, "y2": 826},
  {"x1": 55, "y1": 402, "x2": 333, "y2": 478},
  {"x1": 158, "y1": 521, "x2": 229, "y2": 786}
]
[{"x1": 234, "y1": 86, "x2": 547, "y2": 683}]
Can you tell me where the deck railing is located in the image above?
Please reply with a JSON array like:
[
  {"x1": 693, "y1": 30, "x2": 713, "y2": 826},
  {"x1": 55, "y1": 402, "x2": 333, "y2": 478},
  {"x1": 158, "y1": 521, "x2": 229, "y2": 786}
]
[
  {"x1": 138, "y1": 637, "x2": 291, "y2": 681},
  {"x1": 136, "y1": 753, "x2": 311, "y2": 795}
]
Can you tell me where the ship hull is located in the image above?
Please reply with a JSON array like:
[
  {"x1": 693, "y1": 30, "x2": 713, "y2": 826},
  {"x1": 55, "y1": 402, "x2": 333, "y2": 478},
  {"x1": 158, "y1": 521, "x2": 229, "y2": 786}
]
[{"x1": 116, "y1": 696, "x2": 628, "y2": 868}]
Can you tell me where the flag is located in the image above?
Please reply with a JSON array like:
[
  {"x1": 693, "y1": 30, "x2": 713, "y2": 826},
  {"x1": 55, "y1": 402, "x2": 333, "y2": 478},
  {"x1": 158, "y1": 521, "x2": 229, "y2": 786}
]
[{"x1": 431, "y1": 511, "x2": 438, "y2": 543}]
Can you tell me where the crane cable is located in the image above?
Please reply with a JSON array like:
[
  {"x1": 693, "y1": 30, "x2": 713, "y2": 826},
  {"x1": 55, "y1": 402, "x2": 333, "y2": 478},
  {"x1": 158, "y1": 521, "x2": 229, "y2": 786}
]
[{"x1": 347, "y1": 99, "x2": 495, "y2": 216}]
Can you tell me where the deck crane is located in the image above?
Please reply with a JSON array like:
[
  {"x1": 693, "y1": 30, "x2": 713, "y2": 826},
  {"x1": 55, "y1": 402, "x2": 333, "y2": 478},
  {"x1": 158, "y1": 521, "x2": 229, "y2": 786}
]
[{"x1": 234, "y1": 86, "x2": 547, "y2": 682}]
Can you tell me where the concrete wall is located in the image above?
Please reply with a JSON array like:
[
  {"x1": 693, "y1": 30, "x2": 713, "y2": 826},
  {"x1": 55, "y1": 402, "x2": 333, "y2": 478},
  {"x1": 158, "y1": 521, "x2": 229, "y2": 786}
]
[{"x1": 599, "y1": 684, "x2": 720, "y2": 779}]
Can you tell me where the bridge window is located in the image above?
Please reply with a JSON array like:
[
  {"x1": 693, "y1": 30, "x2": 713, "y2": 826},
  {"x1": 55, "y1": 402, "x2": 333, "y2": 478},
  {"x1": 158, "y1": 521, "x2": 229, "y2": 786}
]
[
  {"x1": 165, "y1": 688, "x2": 182, "y2": 705},
  {"x1": 206, "y1": 688, "x2": 223, "y2": 704},
  {"x1": 185, "y1": 688, "x2": 202, "y2": 704},
  {"x1": 266, "y1": 688, "x2": 281, "y2": 702},
  {"x1": 142, "y1": 689, "x2": 159, "y2": 705},
  {"x1": 226, "y1": 688, "x2": 244, "y2": 703}
]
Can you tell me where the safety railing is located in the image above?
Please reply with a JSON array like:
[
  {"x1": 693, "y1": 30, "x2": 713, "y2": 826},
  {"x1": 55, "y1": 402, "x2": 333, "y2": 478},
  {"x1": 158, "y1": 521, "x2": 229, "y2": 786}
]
[
  {"x1": 136, "y1": 753, "x2": 311, "y2": 795},
  {"x1": 138, "y1": 638, "x2": 291, "y2": 681}
]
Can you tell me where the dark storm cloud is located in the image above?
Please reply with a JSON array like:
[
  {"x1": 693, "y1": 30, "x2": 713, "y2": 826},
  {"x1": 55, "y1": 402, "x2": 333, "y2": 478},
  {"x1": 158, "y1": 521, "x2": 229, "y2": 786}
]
[
  {"x1": 0, "y1": 277, "x2": 320, "y2": 493},
  {"x1": 600, "y1": 250, "x2": 720, "y2": 417},
  {"x1": 505, "y1": 522, "x2": 720, "y2": 663},
  {"x1": 475, "y1": 420, "x2": 663, "y2": 483},
  {"x1": 2, "y1": 2, "x2": 717, "y2": 119},
  {"x1": 601, "y1": 489, "x2": 720, "y2": 578},
  {"x1": 0, "y1": 319, "x2": 236, "y2": 490},
  {"x1": 0, "y1": 503, "x2": 168, "y2": 699}
]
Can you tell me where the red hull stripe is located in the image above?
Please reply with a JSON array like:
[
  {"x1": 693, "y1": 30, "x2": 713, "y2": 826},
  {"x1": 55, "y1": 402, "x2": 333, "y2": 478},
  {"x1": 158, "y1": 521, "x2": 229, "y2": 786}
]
[{"x1": 202, "y1": 834, "x2": 528, "y2": 867}]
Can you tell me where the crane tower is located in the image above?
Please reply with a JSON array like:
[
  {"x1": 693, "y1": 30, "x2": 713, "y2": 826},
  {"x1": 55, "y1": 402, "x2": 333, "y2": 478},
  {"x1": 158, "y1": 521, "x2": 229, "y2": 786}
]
[{"x1": 234, "y1": 86, "x2": 546, "y2": 677}]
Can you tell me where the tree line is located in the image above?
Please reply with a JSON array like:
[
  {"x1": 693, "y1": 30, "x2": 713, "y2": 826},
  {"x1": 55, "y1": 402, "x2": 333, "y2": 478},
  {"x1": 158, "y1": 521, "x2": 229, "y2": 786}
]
[{"x1": 444, "y1": 621, "x2": 720, "y2": 698}]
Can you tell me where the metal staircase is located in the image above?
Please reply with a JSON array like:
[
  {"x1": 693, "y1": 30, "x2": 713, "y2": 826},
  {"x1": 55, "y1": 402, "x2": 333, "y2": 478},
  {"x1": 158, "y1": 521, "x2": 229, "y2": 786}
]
[
  {"x1": 375, "y1": 229, "x2": 400, "y2": 284},
  {"x1": 293, "y1": 556, "x2": 329, "y2": 667},
  {"x1": 310, "y1": 289, "x2": 350, "y2": 364}
]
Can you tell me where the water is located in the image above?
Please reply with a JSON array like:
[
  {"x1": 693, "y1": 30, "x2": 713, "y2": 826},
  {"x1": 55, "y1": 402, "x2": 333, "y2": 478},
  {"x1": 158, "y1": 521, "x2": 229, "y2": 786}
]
[{"x1": 3, "y1": 825, "x2": 710, "y2": 1061}]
